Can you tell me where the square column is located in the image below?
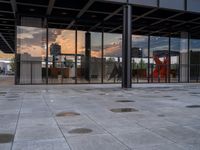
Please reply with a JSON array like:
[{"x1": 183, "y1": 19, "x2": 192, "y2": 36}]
[
  {"x1": 85, "y1": 32, "x2": 91, "y2": 81},
  {"x1": 122, "y1": 4, "x2": 132, "y2": 88}
]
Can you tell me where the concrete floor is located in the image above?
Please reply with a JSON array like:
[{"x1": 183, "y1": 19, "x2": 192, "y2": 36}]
[
  {"x1": 0, "y1": 84, "x2": 200, "y2": 150},
  {"x1": 0, "y1": 75, "x2": 14, "y2": 86}
]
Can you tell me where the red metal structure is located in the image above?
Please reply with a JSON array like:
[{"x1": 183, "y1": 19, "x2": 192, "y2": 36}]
[{"x1": 153, "y1": 54, "x2": 169, "y2": 78}]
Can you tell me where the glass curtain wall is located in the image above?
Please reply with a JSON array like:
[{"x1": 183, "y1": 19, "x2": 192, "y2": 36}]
[
  {"x1": 17, "y1": 17, "x2": 197, "y2": 85},
  {"x1": 103, "y1": 33, "x2": 122, "y2": 83},
  {"x1": 179, "y1": 32, "x2": 189, "y2": 82},
  {"x1": 90, "y1": 32, "x2": 102, "y2": 83},
  {"x1": 150, "y1": 36, "x2": 169, "y2": 83},
  {"x1": 48, "y1": 28, "x2": 75, "y2": 84},
  {"x1": 170, "y1": 37, "x2": 181, "y2": 82},
  {"x1": 190, "y1": 37, "x2": 200, "y2": 82},
  {"x1": 17, "y1": 25, "x2": 46, "y2": 84},
  {"x1": 132, "y1": 35, "x2": 148, "y2": 83},
  {"x1": 77, "y1": 31, "x2": 88, "y2": 83}
]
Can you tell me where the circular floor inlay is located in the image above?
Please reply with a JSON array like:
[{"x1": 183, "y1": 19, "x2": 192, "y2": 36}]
[
  {"x1": 0, "y1": 92, "x2": 7, "y2": 95},
  {"x1": 99, "y1": 93, "x2": 109, "y2": 95},
  {"x1": 26, "y1": 92, "x2": 38, "y2": 94},
  {"x1": 68, "y1": 128, "x2": 92, "y2": 134},
  {"x1": 170, "y1": 98, "x2": 178, "y2": 101},
  {"x1": 158, "y1": 114, "x2": 165, "y2": 117},
  {"x1": 189, "y1": 92, "x2": 200, "y2": 94},
  {"x1": 110, "y1": 108, "x2": 138, "y2": 113},
  {"x1": 0, "y1": 134, "x2": 14, "y2": 143},
  {"x1": 163, "y1": 96, "x2": 173, "y2": 98},
  {"x1": 116, "y1": 100, "x2": 135, "y2": 103},
  {"x1": 186, "y1": 105, "x2": 200, "y2": 108},
  {"x1": 56, "y1": 112, "x2": 80, "y2": 117},
  {"x1": 7, "y1": 99, "x2": 17, "y2": 101},
  {"x1": 6, "y1": 96, "x2": 18, "y2": 99}
]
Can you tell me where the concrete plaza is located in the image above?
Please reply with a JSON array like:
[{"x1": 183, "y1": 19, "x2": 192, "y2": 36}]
[{"x1": 0, "y1": 83, "x2": 200, "y2": 150}]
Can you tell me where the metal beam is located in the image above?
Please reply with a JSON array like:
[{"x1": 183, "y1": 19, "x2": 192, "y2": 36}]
[
  {"x1": 89, "y1": 7, "x2": 122, "y2": 31},
  {"x1": 0, "y1": 10, "x2": 13, "y2": 14},
  {"x1": 0, "y1": 33, "x2": 14, "y2": 52},
  {"x1": 10, "y1": 0, "x2": 17, "y2": 17},
  {"x1": 48, "y1": 21, "x2": 113, "y2": 30},
  {"x1": 0, "y1": 0, "x2": 10, "y2": 3},
  {"x1": 0, "y1": 18, "x2": 15, "y2": 21},
  {"x1": 133, "y1": 12, "x2": 184, "y2": 33},
  {"x1": 0, "y1": 29, "x2": 15, "y2": 31},
  {"x1": 17, "y1": 2, "x2": 47, "y2": 8},
  {"x1": 0, "y1": 24, "x2": 14, "y2": 27},
  {"x1": 0, "y1": 33, "x2": 14, "y2": 35},
  {"x1": 46, "y1": 0, "x2": 56, "y2": 15},
  {"x1": 168, "y1": 16, "x2": 200, "y2": 29},
  {"x1": 54, "y1": 6, "x2": 122, "y2": 16},
  {"x1": 109, "y1": 25, "x2": 122, "y2": 32},
  {"x1": 148, "y1": 15, "x2": 200, "y2": 35},
  {"x1": 67, "y1": 0, "x2": 95, "y2": 28},
  {"x1": 109, "y1": 8, "x2": 157, "y2": 33},
  {"x1": 133, "y1": 8, "x2": 158, "y2": 22}
]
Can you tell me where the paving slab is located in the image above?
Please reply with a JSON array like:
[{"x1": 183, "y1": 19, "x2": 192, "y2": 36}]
[{"x1": 0, "y1": 83, "x2": 200, "y2": 150}]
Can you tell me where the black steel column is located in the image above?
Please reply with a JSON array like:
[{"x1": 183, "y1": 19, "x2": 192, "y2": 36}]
[
  {"x1": 147, "y1": 35, "x2": 150, "y2": 83},
  {"x1": 188, "y1": 33, "x2": 190, "y2": 83},
  {"x1": 85, "y1": 32, "x2": 91, "y2": 81},
  {"x1": 101, "y1": 25, "x2": 104, "y2": 84},
  {"x1": 15, "y1": 14, "x2": 19, "y2": 85},
  {"x1": 75, "y1": 28, "x2": 77, "y2": 84},
  {"x1": 168, "y1": 35, "x2": 171, "y2": 83},
  {"x1": 122, "y1": 4, "x2": 132, "y2": 88},
  {"x1": 46, "y1": 21, "x2": 48, "y2": 84}
]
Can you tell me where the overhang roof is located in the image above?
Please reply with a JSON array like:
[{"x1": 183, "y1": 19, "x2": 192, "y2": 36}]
[{"x1": 1, "y1": 0, "x2": 200, "y2": 53}]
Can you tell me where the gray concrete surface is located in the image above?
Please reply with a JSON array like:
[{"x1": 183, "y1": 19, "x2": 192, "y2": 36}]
[{"x1": 0, "y1": 84, "x2": 200, "y2": 150}]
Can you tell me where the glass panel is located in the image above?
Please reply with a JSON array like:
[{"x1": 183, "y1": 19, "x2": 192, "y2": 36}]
[
  {"x1": 170, "y1": 37, "x2": 181, "y2": 82},
  {"x1": 17, "y1": 26, "x2": 46, "y2": 84},
  {"x1": 160, "y1": 0, "x2": 184, "y2": 10},
  {"x1": 103, "y1": 33, "x2": 122, "y2": 83},
  {"x1": 77, "y1": 31, "x2": 88, "y2": 83},
  {"x1": 132, "y1": 35, "x2": 148, "y2": 83},
  {"x1": 190, "y1": 38, "x2": 200, "y2": 82},
  {"x1": 150, "y1": 36, "x2": 169, "y2": 83},
  {"x1": 48, "y1": 28, "x2": 75, "y2": 84},
  {"x1": 90, "y1": 32, "x2": 102, "y2": 83},
  {"x1": 179, "y1": 32, "x2": 189, "y2": 82}
]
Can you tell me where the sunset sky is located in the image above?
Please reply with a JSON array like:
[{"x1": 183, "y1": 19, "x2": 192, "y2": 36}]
[
  {"x1": 0, "y1": 51, "x2": 14, "y2": 59},
  {"x1": 16, "y1": 26, "x2": 200, "y2": 61}
]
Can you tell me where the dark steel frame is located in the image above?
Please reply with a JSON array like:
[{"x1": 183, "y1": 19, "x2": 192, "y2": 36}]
[{"x1": 15, "y1": 8, "x2": 198, "y2": 86}]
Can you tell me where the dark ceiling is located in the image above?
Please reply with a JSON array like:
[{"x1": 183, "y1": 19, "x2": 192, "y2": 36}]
[{"x1": 1, "y1": 0, "x2": 200, "y2": 53}]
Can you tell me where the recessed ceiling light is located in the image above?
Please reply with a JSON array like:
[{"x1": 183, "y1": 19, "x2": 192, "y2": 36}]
[
  {"x1": 29, "y1": 8, "x2": 35, "y2": 12},
  {"x1": 62, "y1": 12, "x2": 67, "y2": 15}
]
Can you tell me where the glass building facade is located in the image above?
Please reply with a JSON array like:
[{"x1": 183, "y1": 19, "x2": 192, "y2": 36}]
[
  {"x1": 12, "y1": 0, "x2": 200, "y2": 85},
  {"x1": 16, "y1": 18, "x2": 200, "y2": 84}
]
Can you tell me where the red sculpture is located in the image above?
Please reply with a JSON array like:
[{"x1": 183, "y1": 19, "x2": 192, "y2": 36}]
[{"x1": 153, "y1": 54, "x2": 169, "y2": 78}]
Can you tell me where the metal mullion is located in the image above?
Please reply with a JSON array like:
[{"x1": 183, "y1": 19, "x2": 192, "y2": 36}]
[{"x1": 75, "y1": 28, "x2": 78, "y2": 84}]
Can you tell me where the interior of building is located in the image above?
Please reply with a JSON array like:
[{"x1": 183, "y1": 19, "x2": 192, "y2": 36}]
[{"x1": 0, "y1": 0, "x2": 200, "y2": 86}]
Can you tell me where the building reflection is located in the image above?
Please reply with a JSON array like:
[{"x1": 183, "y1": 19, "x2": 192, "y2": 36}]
[{"x1": 16, "y1": 18, "x2": 200, "y2": 84}]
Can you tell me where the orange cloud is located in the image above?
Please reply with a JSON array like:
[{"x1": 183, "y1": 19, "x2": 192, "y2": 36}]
[
  {"x1": 54, "y1": 30, "x2": 75, "y2": 54},
  {"x1": 18, "y1": 45, "x2": 46, "y2": 58}
]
